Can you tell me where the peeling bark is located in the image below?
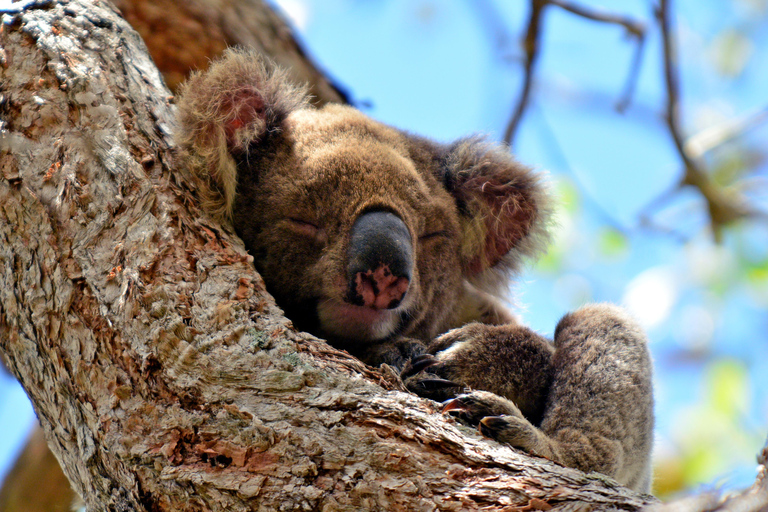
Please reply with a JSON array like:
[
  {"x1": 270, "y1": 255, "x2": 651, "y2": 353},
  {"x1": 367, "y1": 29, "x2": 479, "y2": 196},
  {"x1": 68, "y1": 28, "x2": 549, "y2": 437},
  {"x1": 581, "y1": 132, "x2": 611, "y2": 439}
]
[{"x1": 0, "y1": 1, "x2": 712, "y2": 511}]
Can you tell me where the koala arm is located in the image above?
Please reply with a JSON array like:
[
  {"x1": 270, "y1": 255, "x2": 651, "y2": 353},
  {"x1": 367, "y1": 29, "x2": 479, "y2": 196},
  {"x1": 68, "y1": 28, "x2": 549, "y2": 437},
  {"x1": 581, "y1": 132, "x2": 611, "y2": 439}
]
[
  {"x1": 536, "y1": 304, "x2": 654, "y2": 492},
  {"x1": 405, "y1": 322, "x2": 555, "y2": 424},
  {"x1": 405, "y1": 304, "x2": 654, "y2": 493}
]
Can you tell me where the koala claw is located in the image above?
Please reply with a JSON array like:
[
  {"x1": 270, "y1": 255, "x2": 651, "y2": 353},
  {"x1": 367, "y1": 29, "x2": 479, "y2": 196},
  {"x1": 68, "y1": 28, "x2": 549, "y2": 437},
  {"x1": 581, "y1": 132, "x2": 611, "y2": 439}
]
[
  {"x1": 478, "y1": 415, "x2": 542, "y2": 456},
  {"x1": 401, "y1": 354, "x2": 441, "y2": 379},
  {"x1": 478, "y1": 416, "x2": 507, "y2": 437},
  {"x1": 443, "y1": 391, "x2": 522, "y2": 421},
  {"x1": 441, "y1": 394, "x2": 496, "y2": 425},
  {"x1": 412, "y1": 378, "x2": 463, "y2": 391}
]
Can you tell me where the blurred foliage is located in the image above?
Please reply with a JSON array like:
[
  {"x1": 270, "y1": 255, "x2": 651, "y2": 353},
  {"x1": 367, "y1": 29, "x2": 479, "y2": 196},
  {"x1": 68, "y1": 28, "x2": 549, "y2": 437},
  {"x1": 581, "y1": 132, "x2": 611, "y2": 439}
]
[
  {"x1": 710, "y1": 29, "x2": 752, "y2": 78},
  {"x1": 598, "y1": 228, "x2": 629, "y2": 259},
  {"x1": 654, "y1": 360, "x2": 764, "y2": 497}
]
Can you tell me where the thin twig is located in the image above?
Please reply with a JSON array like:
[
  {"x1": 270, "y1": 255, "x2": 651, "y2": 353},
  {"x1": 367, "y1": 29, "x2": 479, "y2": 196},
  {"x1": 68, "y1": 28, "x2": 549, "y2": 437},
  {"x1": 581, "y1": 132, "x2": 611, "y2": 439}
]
[
  {"x1": 546, "y1": 1, "x2": 647, "y2": 112},
  {"x1": 468, "y1": 0, "x2": 515, "y2": 58},
  {"x1": 657, "y1": 0, "x2": 701, "y2": 179},
  {"x1": 531, "y1": 102, "x2": 631, "y2": 234},
  {"x1": 547, "y1": 0, "x2": 644, "y2": 35},
  {"x1": 616, "y1": 31, "x2": 646, "y2": 113},
  {"x1": 504, "y1": 0, "x2": 647, "y2": 146},
  {"x1": 503, "y1": 0, "x2": 547, "y2": 147}
]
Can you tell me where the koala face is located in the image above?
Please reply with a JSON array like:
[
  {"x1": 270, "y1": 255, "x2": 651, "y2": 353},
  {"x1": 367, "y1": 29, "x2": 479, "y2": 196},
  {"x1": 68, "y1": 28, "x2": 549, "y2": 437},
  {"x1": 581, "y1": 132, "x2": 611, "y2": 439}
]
[
  {"x1": 177, "y1": 49, "x2": 551, "y2": 359},
  {"x1": 230, "y1": 105, "x2": 466, "y2": 347}
]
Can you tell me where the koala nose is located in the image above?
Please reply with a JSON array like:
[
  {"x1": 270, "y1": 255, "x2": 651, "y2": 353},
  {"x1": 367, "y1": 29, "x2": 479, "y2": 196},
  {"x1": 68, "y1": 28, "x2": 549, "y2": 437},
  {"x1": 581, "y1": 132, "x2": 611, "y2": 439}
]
[{"x1": 346, "y1": 210, "x2": 413, "y2": 310}]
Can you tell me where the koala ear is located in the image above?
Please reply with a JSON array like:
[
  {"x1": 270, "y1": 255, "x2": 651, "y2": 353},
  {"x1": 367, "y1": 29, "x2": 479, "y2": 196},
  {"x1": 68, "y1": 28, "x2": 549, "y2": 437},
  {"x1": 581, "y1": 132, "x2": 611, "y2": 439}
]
[
  {"x1": 442, "y1": 138, "x2": 552, "y2": 282},
  {"x1": 176, "y1": 48, "x2": 309, "y2": 221}
]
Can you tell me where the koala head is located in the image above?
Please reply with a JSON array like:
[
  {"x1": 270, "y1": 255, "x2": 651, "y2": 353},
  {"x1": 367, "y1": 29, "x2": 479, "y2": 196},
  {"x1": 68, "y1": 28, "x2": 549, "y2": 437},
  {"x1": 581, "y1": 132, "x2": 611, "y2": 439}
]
[{"x1": 177, "y1": 49, "x2": 551, "y2": 358}]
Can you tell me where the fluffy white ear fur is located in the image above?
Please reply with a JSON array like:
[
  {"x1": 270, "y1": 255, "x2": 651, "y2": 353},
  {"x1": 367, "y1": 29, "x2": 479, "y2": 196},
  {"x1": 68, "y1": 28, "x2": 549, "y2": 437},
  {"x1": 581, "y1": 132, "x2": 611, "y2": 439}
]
[
  {"x1": 176, "y1": 48, "x2": 308, "y2": 222},
  {"x1": 443, "y1": 137, "x2": 552, "y2": 294}
]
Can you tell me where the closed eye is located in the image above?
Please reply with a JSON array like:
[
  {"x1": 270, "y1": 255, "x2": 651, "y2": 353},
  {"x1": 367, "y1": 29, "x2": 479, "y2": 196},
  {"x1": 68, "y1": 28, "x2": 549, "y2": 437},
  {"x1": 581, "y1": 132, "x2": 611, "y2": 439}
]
[
  {"x1": 419, "y1": 230, "x2": 451, "y2": 241},
  {"x1": 286, "y1": 218, "x2": 320, "y2": 237}
]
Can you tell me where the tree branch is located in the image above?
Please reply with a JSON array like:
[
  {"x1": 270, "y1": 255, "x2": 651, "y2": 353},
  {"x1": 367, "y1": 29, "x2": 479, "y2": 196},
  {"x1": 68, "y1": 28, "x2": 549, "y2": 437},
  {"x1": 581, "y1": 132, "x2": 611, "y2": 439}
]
[
  {"x1": 0, "y1": 1, "x2": 658, "y2": 510},
  {"x1": 503, "y1": 0, "x2": 546, "y2": 147},
  {"x1": 111, "y1": 0, "x2": 349, "y2": 104},
  {"x1": 684, "y1": 105, "x2": 768, "y2": 159},
  {"x1": 504, "y1": 0, "x2": 646, "y2": 146},
  {"x1": 656, "y1": 0, "x2": 760, "y2": 240}
]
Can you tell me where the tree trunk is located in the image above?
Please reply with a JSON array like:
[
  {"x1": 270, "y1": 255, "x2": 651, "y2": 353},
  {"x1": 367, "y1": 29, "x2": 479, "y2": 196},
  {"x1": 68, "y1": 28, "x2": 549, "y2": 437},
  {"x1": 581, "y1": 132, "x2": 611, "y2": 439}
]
[
  {"x1": 1, "y1": 1, "x2": 346, "y2": 510},
  {"x1": 0, "y1": 1, "x2": 758, "y2": 511}
]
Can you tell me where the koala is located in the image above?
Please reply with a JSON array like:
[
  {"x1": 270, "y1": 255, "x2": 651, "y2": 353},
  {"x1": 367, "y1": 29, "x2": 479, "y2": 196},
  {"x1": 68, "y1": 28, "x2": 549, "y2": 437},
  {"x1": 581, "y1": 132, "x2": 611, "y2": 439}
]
[{"x1": 176, "y1": 49, "x2": 654, "y2": 493}]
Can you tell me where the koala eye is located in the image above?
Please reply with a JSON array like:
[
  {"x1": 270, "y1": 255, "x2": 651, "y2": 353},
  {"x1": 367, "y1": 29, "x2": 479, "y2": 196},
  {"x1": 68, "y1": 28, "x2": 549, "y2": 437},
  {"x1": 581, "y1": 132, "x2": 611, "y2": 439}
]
[
  {"x1": 419, "y1": 230, "x2": 451, "y2": 241},
  {"x1": 286, "y1": 218, "x2": 321, "y2": 237}
]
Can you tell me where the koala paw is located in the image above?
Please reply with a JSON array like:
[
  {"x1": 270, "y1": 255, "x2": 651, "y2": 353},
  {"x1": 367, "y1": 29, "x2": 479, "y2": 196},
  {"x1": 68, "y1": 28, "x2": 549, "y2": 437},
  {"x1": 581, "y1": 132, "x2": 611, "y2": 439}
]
[
  {"x1": 401, "y1": 354, "x2": 465, "y2": 402},
  {"x1": 400, "y1": 325, "x2": 488, "y2": 401},
  {"x1": 442, "y1": 391, "x2": 549, "y2": 458},
  {"x1": 478, "y1": 416, "x2": 542, "y2": 454},
  {"x1": 441, "y1": 390, "x2": 521, "y2": 425}
]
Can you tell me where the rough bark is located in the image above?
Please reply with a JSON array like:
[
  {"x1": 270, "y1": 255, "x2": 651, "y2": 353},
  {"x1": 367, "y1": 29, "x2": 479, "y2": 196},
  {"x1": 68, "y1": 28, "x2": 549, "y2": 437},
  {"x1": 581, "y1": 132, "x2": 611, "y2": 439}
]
[
  {"x1": 0, "y1": 1, "x2": 345, "y2": 510},
  {"x1": 0, "y1": 1, "x2": 757, "y2": 511}
]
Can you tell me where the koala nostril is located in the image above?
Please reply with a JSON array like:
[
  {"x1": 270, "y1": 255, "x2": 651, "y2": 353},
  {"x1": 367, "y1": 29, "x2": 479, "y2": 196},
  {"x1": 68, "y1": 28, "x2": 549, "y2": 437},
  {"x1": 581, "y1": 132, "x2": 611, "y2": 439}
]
[
  {"x1": 353, "y1": 272, "x2": 378, "y2": 308},
  {"x1": 352, "y1": 265, "x2": 410, "y2": 310},
  {"x1": 382, "y1": 276, "x2": 409, "y2": 309},
  {"x1": 346, "y1": 210, "x2": 414, "y2": 310}
]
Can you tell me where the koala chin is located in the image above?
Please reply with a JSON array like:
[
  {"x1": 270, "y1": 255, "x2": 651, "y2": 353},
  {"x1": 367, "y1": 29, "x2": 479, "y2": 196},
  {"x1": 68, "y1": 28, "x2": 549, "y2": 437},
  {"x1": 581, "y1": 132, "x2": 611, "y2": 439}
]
[{"x1": 177, "y1": 48, "x2": 655, "y2": 493}]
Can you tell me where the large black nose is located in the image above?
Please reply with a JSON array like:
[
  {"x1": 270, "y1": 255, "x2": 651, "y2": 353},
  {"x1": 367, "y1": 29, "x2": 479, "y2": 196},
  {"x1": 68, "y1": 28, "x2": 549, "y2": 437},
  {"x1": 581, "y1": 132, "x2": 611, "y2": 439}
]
[{"x1": 346, "y1": 210, "x2": 413, "y2": 310}]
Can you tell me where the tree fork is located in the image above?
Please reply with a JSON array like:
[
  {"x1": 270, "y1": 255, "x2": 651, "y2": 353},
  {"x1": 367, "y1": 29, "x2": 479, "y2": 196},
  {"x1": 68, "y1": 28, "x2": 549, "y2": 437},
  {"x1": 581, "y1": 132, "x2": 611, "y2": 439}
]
[{"x1": 1, "y1": 1, "x2": 660, "y2": 510}]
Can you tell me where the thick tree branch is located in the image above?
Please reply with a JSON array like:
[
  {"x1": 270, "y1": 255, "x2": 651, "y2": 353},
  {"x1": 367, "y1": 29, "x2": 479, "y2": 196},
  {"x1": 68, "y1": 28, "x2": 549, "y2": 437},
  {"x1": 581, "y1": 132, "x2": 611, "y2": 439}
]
[
  {"x1": 110, "y1": 0, "x2": 348, "y2": 105},
  {"x1": 0, "y1": 1, "x2": 658, "y2": 510}
]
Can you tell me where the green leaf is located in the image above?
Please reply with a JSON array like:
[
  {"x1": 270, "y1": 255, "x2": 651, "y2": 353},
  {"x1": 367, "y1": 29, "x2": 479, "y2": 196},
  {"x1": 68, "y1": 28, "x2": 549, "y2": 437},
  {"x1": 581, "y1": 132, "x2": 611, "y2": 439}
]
[
  {"x1": 598, "y1": 228, "x2": 629, "y2": 259},
  {"x1": 554, "y1": 179, "x2": 580, "y2": 215},
  {"x1": 706, "y1": 359, "x2": 749, "y2": 418},
  {"x1": 710, "y1": 29, "x2": 753, "y2": 78}
]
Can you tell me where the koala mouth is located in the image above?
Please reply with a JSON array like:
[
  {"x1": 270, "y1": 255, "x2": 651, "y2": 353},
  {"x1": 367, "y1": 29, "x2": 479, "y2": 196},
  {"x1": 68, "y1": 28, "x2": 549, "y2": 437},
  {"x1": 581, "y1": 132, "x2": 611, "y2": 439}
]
[{"x1": 316, "y1": 299, "x2": 409, "y2": 342}]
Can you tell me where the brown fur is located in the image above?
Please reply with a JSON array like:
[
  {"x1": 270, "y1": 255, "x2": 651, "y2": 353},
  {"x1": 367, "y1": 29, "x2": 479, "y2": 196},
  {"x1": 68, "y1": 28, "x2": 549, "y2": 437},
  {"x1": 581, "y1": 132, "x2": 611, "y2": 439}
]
[{"x1": 176, "y1": 49, "x2": 654, "y2": 493}]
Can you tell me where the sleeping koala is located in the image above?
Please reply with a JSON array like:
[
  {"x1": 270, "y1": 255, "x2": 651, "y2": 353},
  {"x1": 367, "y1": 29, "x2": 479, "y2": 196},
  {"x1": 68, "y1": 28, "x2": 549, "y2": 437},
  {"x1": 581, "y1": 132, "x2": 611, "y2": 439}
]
[{"x1": 176, "y1": 49, "x2": 654, "y2": 493}]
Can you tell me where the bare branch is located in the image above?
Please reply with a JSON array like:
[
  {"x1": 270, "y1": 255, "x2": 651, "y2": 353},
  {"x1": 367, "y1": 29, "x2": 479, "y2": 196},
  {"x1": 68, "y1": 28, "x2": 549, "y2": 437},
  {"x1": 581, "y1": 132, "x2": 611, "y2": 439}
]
[
  {"x1": 684, "y1": 105, "x2": 768, "y2": 158},
  {"x1": 547, "y1": 0, "x2": 644, "y2": 35},
  {"x1": 504, "y1": 0, "x2": 647, "y2": 146},
  {"x1": 657, "y1": 0, "x2": 757, "y2": 240},
  {"x1": 503, "y1": 0, "x2": 547, "y2": 147},
  {"x1": 547, "y1": 1, "x2": 647, "y2": 112}
]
